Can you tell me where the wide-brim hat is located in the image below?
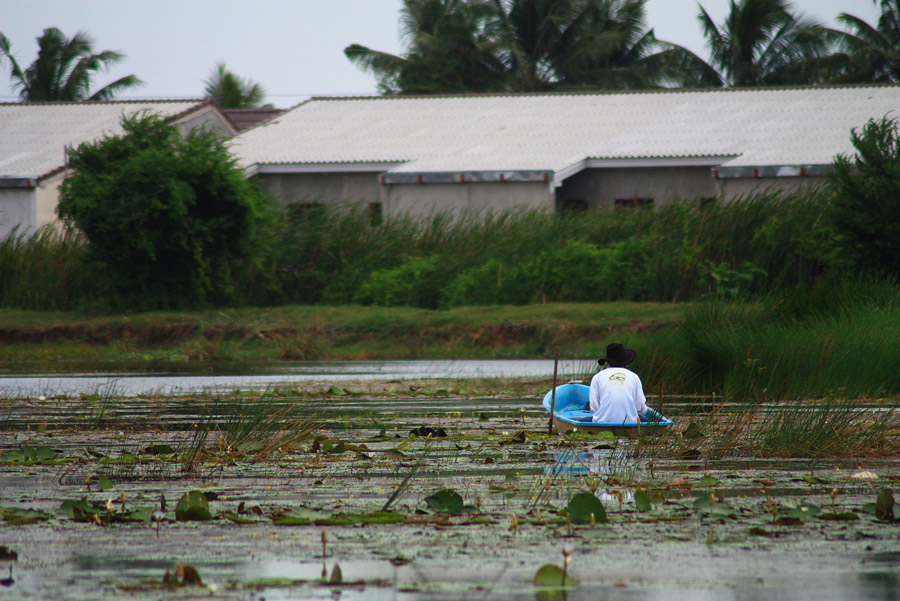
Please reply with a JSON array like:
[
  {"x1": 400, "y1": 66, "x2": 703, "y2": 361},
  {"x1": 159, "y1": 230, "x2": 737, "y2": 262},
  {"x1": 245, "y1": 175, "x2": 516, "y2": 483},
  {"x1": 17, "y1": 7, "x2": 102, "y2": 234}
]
[{"x1": 598, "y1": 343, "x2": 636, "y2": 367}]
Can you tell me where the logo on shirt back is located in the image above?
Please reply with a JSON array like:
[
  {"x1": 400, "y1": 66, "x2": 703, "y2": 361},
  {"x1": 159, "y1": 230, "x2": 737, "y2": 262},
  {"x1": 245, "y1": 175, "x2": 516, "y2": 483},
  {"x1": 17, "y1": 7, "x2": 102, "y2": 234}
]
[{"x1": 607, "y1": 373, "x2": 626, "y2": 385}]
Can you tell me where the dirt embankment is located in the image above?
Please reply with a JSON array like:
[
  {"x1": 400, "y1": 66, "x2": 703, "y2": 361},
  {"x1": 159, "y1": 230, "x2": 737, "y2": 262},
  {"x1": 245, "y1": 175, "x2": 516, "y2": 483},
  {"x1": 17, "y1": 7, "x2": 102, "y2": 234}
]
[{"x1": 0, "y1": 319, "x2": 675, "y2": 349}]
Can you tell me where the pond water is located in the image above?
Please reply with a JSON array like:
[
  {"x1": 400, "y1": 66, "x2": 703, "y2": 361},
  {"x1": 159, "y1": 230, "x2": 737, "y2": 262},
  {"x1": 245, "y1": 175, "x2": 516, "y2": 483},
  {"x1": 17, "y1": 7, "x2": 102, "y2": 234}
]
[
  {"x1": 0, "y1": 359, "x2": 585, "y2": 397},
  {"x1": 2, "y1": 365, "x2": 899, "y2": 601}
]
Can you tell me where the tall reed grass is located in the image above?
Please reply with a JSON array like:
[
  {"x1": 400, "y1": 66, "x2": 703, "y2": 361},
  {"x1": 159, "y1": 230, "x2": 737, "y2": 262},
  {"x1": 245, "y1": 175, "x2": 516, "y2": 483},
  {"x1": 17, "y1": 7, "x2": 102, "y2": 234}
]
[
  {"x1": 0, "y1": 226, "x2": 99, "y2": 311},
  {"x1": 251, "y1": 186, "x2": 831, "y2": 308},
  {"x1": 630, "y1": 277, "x2": 900, "y2": 399},
  {"x1": 0, "y1": 186, "x2": 848, "y2": 310}
]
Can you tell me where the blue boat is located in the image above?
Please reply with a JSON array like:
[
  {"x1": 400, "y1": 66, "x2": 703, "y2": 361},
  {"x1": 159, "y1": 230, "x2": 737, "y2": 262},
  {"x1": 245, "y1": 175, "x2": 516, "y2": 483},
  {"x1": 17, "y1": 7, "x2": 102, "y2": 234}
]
[{"x1": 542, "y1": 383, "x2": 673, "y2": 436}]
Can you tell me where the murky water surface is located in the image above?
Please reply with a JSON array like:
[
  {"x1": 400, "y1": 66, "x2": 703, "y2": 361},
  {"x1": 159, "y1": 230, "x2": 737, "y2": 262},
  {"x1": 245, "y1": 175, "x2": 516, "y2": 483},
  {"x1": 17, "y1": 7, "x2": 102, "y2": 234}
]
[
  {"x1": 0, "y1": 359, "x2": 584, "y2": 396},
  {"x1": 1, "y1": 369, "x2": 898, "y2": 600}
]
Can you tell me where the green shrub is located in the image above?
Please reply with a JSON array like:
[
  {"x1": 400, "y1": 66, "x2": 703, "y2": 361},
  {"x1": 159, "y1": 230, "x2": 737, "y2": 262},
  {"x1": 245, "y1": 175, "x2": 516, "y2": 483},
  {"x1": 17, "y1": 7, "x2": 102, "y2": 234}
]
[
  {"x1": 354, "y1": 255, "x2": 445, "y2": 308},
  {"x1": 57, "y1": 112, "x2": 267, "y2": 310},
  {"x1": 828, "y1": 116, "x2": 900, "y2": 278}
]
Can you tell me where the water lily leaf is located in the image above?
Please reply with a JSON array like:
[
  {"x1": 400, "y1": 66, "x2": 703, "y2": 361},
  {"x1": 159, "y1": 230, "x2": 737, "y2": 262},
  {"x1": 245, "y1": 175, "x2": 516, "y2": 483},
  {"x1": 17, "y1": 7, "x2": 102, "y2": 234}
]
[
  {"x1": 634, "y1": 491, "x2": 652, "y2": 512},
  {"x1": 802, "y1": 474, "x2": 828, "y2": 484},
  {"x1": 534, "y1": 563, "x2": 573, "y2": 587},
  {"x1": 875, "y1": 489, "x2": 895, "y2": 521},
  {"x1": 119, "y1": 507, "x2": 154, "y2": 522},
  {"x1": 817, "y1": 511, "x2": 859, "y2": 521},
  {"x1": 223, "y1": 512, "x2": 263, "y2": 524},
  {"x1": 175, "y1": 491, "x2": 212, "y2": 521},
  {"x1": 141, "y1": 444, "x2": 176, "y2": 456},
  {"x1": 98, "y1": 475, "x2": 112, "y2": 491},
  {"x1": 354, "y1": 511, "x2": 405, "y2": 524},
  {"x1": 567, "y1": 492, "x2": 608, "y2": 524},
  {"x1": 59, "y1": 498, "x2": 95, "y2": 520},
  {"x1": 425, "y1": 489, "x2": 465, "y2": 514},
  {"x1": 748, "y1": 526, "x2": 776, "y2": 537},
  {"x1": 534, "y1": 564, "x2": 579, "y2": 590},
  {"x1": 31, "y1": 446, "x2": 57, "y2": 460},
  {"x1": 329, "y1": 563, "x2": 343, "y2": 584},
  {"x1": 272, "y1": 506, "x2": 332, "y2": 525},
  {"x1": 692, "y1": 496, "x2": 735, "y2": 517},
  {"x1": 698, "y1": 475, "x2": 719, "y2": 487},
  {"x1": 326, "y1": 386, "x2": 346, "y2": 396},
  {"x1": 1, "y1": 506, "x2": 50, "y2": 525}
]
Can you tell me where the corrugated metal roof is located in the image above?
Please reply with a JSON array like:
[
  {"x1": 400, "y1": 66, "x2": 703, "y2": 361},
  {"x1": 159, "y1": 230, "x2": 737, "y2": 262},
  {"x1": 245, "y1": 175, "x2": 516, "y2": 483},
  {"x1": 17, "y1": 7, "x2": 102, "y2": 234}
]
[
  {"x1": 230, "y1": 85, "x2": 900, "y2": 178},
  {"x1": 0, "y1": 100, "x2": 214, "y2": 179}
]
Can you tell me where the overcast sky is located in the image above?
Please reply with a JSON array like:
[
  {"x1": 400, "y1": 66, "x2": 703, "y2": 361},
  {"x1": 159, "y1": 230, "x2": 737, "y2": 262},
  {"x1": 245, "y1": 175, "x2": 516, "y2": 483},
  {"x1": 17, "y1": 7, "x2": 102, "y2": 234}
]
[{"x1": 0, "y1": 0, "x2": 882, "y2": 107}]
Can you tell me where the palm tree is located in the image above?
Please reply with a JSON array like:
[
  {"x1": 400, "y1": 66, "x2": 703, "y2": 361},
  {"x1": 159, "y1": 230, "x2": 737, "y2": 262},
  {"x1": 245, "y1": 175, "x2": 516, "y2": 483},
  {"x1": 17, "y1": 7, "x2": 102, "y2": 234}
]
[
  {"x1": 825, "y1": 0, "x2": 900, "y2": 83},
  {"x1": 203, "y1": 62, "x2": 268, "y2": 108},
  {"x1": 697, "y1": 0, "x2": 830, "y2": 87},
  {"x1": 490, "y1": 0, "x2": 718, "y2": 90},
  {"x1": 345, "y1": 0, "x2": 505, "y2": 94},
  {"x1": 0, "y1": 28, "x2": 143, "y2": 101},
  {"x1": 346, "y1": 0, "x2": 714, "y2": 94}
]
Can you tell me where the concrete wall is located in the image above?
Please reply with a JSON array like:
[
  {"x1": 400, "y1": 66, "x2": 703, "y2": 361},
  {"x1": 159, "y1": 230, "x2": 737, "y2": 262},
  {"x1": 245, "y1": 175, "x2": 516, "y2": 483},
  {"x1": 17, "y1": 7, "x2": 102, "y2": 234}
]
[
  {"x1": 259, "y1": 172, "x2": 383, "y2": 206},
  {"x1": 717, "y1": 175, "x2": 825, "y2": 200},
  {"x1": 0, "y1": 188, "x2": 36, "y2": 239},
  {"x1": 35, "y1": 172, "x2": 64, "y2": 230},
  {"x1": 384, "y1": 181, "x2": 554, "y2": 219},
  {"x1": 557, "y1": 166, "x2": 717, "y2": 209}
]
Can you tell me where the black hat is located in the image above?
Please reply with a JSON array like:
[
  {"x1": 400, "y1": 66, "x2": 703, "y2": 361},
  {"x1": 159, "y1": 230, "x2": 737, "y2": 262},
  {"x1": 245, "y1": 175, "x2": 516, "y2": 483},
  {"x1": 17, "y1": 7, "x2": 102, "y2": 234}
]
[{"x1": 598, "y1": 343, "x2": 636, "y2": 368}]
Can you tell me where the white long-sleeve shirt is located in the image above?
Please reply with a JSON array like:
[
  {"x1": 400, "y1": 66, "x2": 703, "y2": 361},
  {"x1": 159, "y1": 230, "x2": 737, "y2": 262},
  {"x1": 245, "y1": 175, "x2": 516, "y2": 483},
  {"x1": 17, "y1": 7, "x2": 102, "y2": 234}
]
[{"x1": 589, "y1": 367, "x2": 647, "y2": 424}]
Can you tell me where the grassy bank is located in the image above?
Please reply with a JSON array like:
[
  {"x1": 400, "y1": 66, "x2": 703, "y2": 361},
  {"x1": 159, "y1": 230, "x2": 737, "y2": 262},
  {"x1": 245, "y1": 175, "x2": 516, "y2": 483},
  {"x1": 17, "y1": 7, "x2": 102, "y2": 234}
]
[
  {"x1": 4, "y1": 278, "x2": 900, "y2": 401},
  {"x1": 0, "y1": 301, "x2": 683, "y2": 363}
]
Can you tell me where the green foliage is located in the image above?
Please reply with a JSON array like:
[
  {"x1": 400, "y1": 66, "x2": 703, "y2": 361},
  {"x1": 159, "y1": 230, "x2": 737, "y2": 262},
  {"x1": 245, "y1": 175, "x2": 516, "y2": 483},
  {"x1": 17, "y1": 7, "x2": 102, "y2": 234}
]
[
  {"x1": 57, "y1": 112, "x2": 267, "y2": 310},
  {"x1": 0, "y1": 186, "x2": 852, "y2": 312},
  {"x1": 354, "y1": 255, "x2": 445, "y2": 308},
  {"x1": 828, "y1": 116, "x2": 900, "y2": 278}
]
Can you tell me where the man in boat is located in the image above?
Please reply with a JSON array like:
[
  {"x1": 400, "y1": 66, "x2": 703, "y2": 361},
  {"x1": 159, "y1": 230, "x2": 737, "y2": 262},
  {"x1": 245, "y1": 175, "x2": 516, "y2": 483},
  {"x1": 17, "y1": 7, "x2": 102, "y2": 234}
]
[{"x1": 589, "y1": 343, "x2": 648, "y2": 424}]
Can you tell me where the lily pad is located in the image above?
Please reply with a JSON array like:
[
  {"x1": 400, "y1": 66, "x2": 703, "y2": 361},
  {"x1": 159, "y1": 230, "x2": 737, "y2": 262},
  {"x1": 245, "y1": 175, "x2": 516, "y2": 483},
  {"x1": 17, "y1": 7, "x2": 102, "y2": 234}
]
[
  {"x1": 425, "y1": 489, "x2": 466, "y2": 514},
  {"x1": 692, "y1": 496, "x2": 735, "y2": 517},
  {"x1": 875, "y1": 489, "x2": 895, "y2": 521},
  {"x1": 634, "y1": 491, "x2": 652, "y2": 512},
  {"x1": 1, "y1": 506, "x2": 50, "y2": 525},
  {"x1": 817, "y1": 511, "x2": 859, "y2": 521},
  {"x1": 566, "y1": 492, "x2": 608, "y2": 524},
  {"x1": 175, "y1": 491, "x2": 212, "y2": 521},
  {"x1": 272, "y1": 506, "x2": 332, "y2": 525},
  {"x1": 697, "y1": 475, "x2": 719, "y2": 487},
  {"x1": 534, "y1": 564, "x2": 578, "y2": 587}
]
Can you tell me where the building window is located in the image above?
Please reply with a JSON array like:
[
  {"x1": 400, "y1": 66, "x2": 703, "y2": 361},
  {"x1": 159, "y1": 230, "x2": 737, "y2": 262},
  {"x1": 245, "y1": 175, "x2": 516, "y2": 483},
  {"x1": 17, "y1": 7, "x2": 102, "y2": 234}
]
[
  {"x1": 368, "y1": 202, "x2": 383, "y2": 226},
  {"x1": 556, "y1": 198, "x2": 588, "y2": 213},
  {"x1": 614, "y1": 197, "x2": 653, "y2": 209}
]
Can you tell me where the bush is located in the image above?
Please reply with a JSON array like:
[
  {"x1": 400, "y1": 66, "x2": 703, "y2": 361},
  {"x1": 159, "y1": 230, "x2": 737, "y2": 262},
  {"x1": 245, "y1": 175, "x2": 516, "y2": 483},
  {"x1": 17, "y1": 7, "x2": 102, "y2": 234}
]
[
  {"x1": 828, "y1": 116, "x2": 900, "y2": 278},
  {"x1": 57, "y1": 112, "x2": 267, "y2": 310},
  {"x1": 354, "y1": 255, "x2": 445, "y2": 308}
]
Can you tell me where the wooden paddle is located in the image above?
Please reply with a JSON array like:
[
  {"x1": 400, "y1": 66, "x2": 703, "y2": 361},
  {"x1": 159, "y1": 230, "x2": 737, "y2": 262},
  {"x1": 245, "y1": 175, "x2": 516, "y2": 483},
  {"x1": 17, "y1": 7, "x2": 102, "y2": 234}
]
[{"x1": 547, "y1": 348, "x2": 559, "y2": 435}]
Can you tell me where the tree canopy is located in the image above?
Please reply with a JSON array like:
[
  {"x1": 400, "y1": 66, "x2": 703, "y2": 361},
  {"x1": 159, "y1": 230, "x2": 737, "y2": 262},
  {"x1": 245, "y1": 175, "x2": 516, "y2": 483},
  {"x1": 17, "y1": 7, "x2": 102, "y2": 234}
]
[
  {"x1": 824, "y1": 0, "x2": 900, "y2": 84},
  {"x1": 345, "y1": 0, "x2": 708, "y2": 94},
  {"x1": 696, "y1": 0, "x2": 829, "y2": 87},
  {"x1": 57, "y1": 112, "x2": 267, "y2": 310},
  {"x1": 203, "y1": 62, "x2": 270, "y2": 108},
  {"x1": 0, "y1": 27, "x2": 143, "y2": 101}
]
